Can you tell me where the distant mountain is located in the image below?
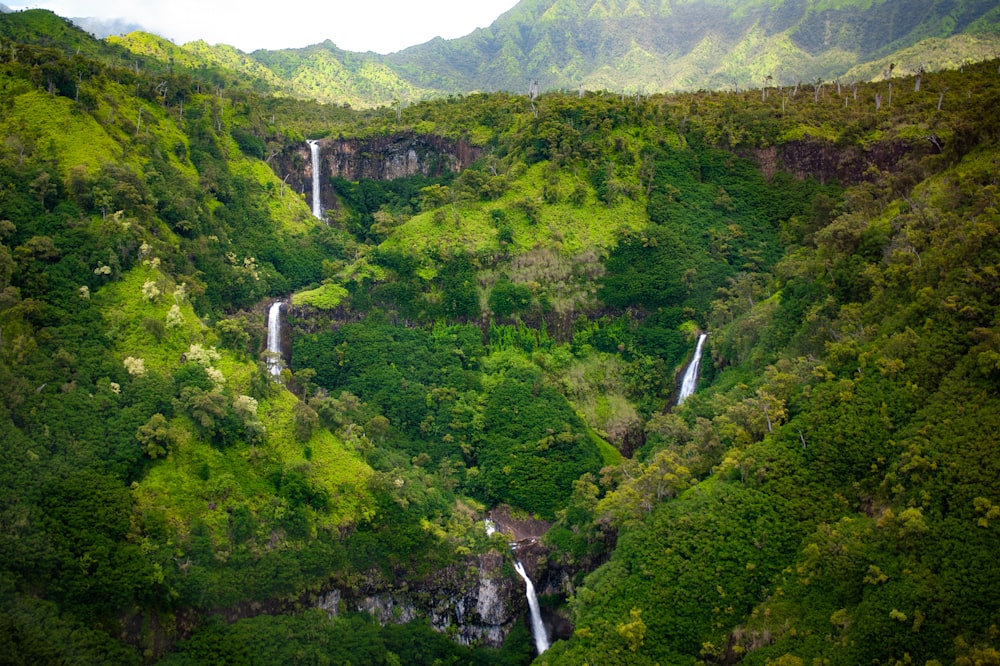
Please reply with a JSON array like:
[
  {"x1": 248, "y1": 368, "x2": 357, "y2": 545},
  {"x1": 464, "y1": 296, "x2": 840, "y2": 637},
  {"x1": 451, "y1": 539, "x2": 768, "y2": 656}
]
[
  {"x1": 385, "y1": 0, "x2": 1000, "y2": 93},
  {"x1": 10, "y1": 0, "x2": 1000, "y2": 107},
  {"x1": 238, "y1": 0, "x2": 1000, "y2": 104}
]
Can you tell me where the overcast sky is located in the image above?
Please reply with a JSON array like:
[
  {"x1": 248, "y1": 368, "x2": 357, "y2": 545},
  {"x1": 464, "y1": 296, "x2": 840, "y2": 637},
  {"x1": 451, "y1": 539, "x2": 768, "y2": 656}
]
[{"x1": 5, "y1": 0, "x2": 521, "y2": 53}]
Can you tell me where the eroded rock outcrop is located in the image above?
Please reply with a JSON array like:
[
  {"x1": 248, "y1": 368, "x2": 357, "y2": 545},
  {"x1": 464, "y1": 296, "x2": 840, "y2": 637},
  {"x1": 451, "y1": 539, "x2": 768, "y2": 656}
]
[
  {"x1": 318, "y1": 550, "x2": 520, "y2": 647},
  {"x1": 752, "y1": 136, "x2": 937, "y2": 185},
  {"x1": 274, "y1": 132, "x2": 482, "y2": 216}
]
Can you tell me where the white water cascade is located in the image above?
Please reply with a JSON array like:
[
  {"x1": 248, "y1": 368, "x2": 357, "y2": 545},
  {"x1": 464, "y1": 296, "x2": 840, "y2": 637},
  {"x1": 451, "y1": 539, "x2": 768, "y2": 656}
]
[
  {"x1": 678, "y1": 333, "x2": 707, "y2": 404},
  {"x1": 266, "y1": 301, "x2": 284, "y2": 378},
  {"x1": 513, "y1": 560, "x2": 550, "y2": 654},
  {"x1": 307, "y1": 140, "x2": 322, "y2": 220}
]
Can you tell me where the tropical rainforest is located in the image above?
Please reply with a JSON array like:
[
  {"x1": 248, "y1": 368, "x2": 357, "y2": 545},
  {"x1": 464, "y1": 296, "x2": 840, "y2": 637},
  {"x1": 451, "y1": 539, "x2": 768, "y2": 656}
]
[{"x1": 2, "y1": 5, "x2": 1000, "y2": 665}]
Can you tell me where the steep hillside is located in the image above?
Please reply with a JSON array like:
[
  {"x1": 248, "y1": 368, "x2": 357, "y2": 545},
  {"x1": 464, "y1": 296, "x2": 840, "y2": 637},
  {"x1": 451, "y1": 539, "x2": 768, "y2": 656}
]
[
  {"x1": 0, "y1": 20, "x2": 526, "y2": 665},
  {"x1": 0, "y1": 7, "x2": 130, "y2": 60}
]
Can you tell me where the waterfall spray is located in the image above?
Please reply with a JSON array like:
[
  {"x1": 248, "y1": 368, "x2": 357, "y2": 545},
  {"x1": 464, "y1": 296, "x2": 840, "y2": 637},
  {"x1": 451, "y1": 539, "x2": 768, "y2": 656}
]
[
  {"x1": 266, "y1": 301, "x2": 284, "y2": 378},
  {"x1": 307, "y1": 140, "x2": 322, "y2": 220},
  {"x1": 678, "y1": 333, "x2": 707, "y2": 404},
  {"x1": 513, "y1": 560, "x2": 550, "y2": 654}
]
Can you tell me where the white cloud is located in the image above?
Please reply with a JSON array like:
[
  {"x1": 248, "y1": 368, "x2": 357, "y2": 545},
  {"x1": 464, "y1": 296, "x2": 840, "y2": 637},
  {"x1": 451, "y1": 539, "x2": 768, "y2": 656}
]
[{"x1": 6, "y1": 0, "x2": 519, "y2": 53}]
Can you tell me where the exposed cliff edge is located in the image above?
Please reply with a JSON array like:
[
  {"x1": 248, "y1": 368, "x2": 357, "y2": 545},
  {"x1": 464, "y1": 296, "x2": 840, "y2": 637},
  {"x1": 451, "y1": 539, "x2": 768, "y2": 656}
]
[
  {"x1": 275, "y1": 132, "x2": 483, "y2": 216},
  {"x1": 307, "y1": 512, "x2": 579, "y2": 649},
  {"x1": 318, "y1": 550, "x2": 521, "y2": 647},
  {"x1": 751, "y1": 135, "x2": 940, "y2": 185}
]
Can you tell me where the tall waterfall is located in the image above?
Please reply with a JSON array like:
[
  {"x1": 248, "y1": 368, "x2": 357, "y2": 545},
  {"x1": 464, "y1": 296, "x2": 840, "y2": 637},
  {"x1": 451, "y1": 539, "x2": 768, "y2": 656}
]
[
  {"x1": 513, "y1": 560, "x2": 550, "y2": 654},
  {"x1": 678, "y1": 333, "x2": 707, "y2": 404},
  {"x1": 307, "y1": 140, "x2": 322, "y2": 220},
  {"x1": 266, "y1": 301, "x2": 284, "y2": 378}
]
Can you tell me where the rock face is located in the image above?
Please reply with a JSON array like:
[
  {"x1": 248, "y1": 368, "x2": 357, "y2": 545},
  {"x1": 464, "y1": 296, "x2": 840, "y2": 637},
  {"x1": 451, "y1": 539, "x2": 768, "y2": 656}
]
[
  {"x1": 319, "y1": 550, "x2": 521, "y2": 647},
  {"x1": 275, "y1": 132, "x2": 482, "y2": 216},
  {"x1": 322, "y1": 133, "x2": 482, "y2": 182},
  {"x1": 751, "y1": 136, "x2": 937, "y2": 185}
]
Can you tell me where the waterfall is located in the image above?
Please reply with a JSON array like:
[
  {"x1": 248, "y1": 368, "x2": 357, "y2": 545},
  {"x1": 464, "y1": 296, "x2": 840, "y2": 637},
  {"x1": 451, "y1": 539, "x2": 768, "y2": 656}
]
[
  {"x1": 678, "y1": 333, "x2": 707, "y2": 404},
  {"x1": 484, "y1": 519, "x2": 497, "y2": 537},
  {"x1": 307, "y1": 140, "x2": 322, "y2": 220},
  {"x1": 266, "y1": 301, "x2": 284, "y2": 378},
  {"x1": 513, "y1": 560, "x2": 549, "y2": 654}
]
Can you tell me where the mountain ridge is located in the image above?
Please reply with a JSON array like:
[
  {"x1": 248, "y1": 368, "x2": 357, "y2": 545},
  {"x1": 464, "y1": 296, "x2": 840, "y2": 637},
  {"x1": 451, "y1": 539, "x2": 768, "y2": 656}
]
[{"x1": 8, "y1": 0, "x2": 995, "y2": 107}]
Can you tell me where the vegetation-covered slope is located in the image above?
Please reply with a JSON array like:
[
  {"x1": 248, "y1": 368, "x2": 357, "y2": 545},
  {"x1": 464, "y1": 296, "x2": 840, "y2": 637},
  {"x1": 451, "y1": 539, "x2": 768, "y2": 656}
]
[
  {"x1": 0, "y1": 21, "x2": 521, "y2": 665},
  {"x1": 3, "y1": 7, "x2": 1000, "y2": 665}
]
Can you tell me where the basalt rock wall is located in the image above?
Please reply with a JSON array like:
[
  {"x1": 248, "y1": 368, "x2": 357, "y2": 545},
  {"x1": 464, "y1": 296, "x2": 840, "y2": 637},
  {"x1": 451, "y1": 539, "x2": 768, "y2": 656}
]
[
  {"x1": 319, "y1": 549, "x2": 522, "y2": 647},
  {"x1": 751, "y1": 136, "x2": 939, "y2": 185},
  {"x1": 275, "y1": 132, "x2": 483, "y2": 215}
]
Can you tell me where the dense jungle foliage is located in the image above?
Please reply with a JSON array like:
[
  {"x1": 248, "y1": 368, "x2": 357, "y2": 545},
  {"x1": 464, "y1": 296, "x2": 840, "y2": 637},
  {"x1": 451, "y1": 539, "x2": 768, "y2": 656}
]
[{"x1": 2, "y1": 8, "x2": 1000, "y2": 665}]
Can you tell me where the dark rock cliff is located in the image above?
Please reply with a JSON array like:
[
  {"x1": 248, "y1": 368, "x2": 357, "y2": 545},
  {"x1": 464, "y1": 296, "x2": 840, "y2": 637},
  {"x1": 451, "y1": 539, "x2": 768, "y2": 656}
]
[
  {"x1": 311, "y1": 515, "x2": 584, "y2": 648},
  {"x1": 751, "y1": 136, "x2": 939, "y2": 185},
  {"x1": 318, "y1": 549, "x2": 523, "y2": 647},
  {"x1": 273, "y1": 132, "x2": 483, "y2": 217}
]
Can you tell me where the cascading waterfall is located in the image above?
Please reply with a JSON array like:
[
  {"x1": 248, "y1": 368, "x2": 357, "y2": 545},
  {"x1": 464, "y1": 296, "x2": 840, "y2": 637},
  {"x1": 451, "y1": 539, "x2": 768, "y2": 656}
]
[
  {"x1": 307, "y1": 139, "x2": 322, "y2": 220},
  {"x1": 266, "y1": 301, "x2": 284, "y2": 378},
  {"x1": 678, "y1": 333, "x2": 707, "y2": 404},
  {"x1": 513, "y1": 560, "x2": 550, "y2": 654},
  {"x1": 483, "y1": 519, "x2": 497, "y2": 537}
]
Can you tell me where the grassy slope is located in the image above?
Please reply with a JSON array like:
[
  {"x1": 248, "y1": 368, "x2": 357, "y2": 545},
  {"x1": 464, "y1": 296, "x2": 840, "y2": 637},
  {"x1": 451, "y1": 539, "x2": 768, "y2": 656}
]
[
  {"x1": 382, "y1": 162, "x2": 647, "y2": 257},
  {"x1": 2, "y1": 90, "x2": 122, "y2": 176}
]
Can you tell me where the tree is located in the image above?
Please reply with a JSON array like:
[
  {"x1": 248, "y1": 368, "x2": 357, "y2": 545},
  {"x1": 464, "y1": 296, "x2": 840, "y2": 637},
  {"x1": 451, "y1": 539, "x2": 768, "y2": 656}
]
[
  {"x1": 597, "y1": 449, "x2": 691, "y2": 527},
  {"x1": 135, "y1": 413, "x2": 173, "y2": 458},
  {"x1": 293, "y1": 401, "x2": 319, "y2": 442},
  {"x1": 30, "y1": 171, "x2": 56, "y2": 211}
]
